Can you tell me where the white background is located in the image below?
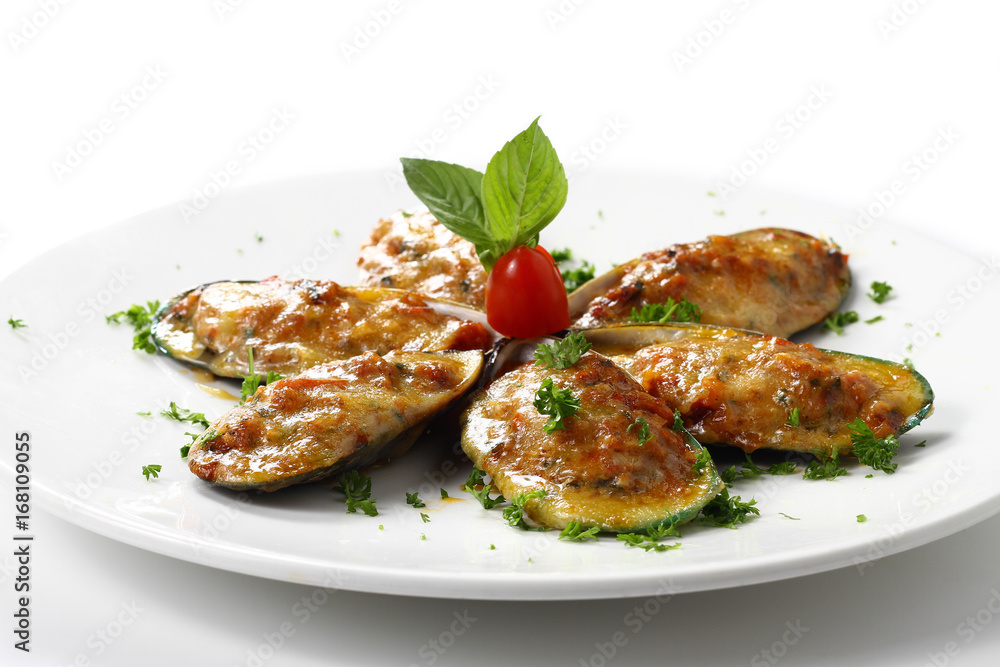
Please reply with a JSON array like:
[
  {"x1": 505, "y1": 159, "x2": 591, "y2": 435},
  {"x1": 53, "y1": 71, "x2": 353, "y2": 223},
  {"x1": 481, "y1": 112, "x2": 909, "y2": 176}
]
[{"x1": 2, "y1": 1, "x2": 999, "y2": 665}]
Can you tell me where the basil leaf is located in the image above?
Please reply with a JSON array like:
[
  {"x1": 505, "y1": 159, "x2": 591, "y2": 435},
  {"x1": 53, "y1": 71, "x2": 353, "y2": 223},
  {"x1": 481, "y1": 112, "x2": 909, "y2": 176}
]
[
  {"x1": 481, "y1": 117, "x2": 568, "y2": 266},
  {"x1": 400, "y1": 158, "x2": 492, "y2": 247}
]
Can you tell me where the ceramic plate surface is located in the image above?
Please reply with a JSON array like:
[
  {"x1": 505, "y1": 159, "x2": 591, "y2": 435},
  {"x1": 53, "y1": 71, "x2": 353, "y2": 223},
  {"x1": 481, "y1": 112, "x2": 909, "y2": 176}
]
[{"x1": 1, "y1": 170, "x2": 997, "y2": 599}]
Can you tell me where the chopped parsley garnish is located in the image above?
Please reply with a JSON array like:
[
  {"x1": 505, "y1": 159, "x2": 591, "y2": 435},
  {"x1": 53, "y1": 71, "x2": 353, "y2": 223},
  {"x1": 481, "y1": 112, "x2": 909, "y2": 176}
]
[
  {"x1": 332, "y1": 471, "x2": 378, "y2": 516},
  {"x1": 549, "y1": 247, "x2": 573, "y2": 264},
  {"x1": 440, "y1": 488, "x2": 449, "y2": 499},
  {"x1": 868, "y1": 281, "x2": 893, "y2": 304},
  {"x1": 786, "y1": 408, "x2": 800, "y2": 427},
  {"x1": 406, "y1": 491, "x2": 426, "y2": 508},
  {"x1": 698, "y1": 488, "x2": 759, "y2": 529},
  {"x1": 738, "y1": 452, "x2": 797, "y2": 477},
  {"x1": 823, "y1": 311, "x2": 859, "y2": 335},
  {"x1": 626, "y1": 416, "x2": 652, "y2": 446},
  {"x1": 8, "y1": 316, "x2": 27, "y2": 329},
  {"x1": 141, "y1": 464, "x2": 162, "y2": 480},
  {"x1": 720, "y1": 465, "x2": 738, "y2": 486},
  {"x1": 857, "y1": 514, "x2": 867, "y2": 523},
  {"x1": 780, "y1": 513, "x2": 800, "y2": 521},
  {"x1": 803, "y1": 450, "x2": 847, "y2": 480},
  {"x1": 420, "y1": 513, "x2": 430, "y2": 523},
  {"x1": 629, "y1": 298, "x2": 702, "y2": 324},
  {"x1": 533, "y1": 378, "x2": 581, "y2": 433},
  {"x1": 240, "y1": 347, "x2": 285, "y2": 403},
  {"x1": 462, "y1": 467, "x2": 505, "y2": 509},
  {"x1": 848, "y1": 418, "x2": 900, "y2": 474},
  {"x1": 533, "y1": 331, "x2": 592, "y2": 369},
  {"x1": 561, "y1": 261, "x2": 596, "y2": 293},
  {"x1": 914, "y1": 440, "x2": 927, "y2": 448},
  {"x1": 559, "y1": 520, "x2": 600, "y2": 542},
  {"x1": 136, "y1": 411, "x2": 152, "y2": 417},
  {"x1": 502, "y1": 490, "x2": 547, "y2": 530},
  {"x1": 160, "y1": 401, "x2": 210, "y2": 428},
  {"x1": 254, "y1": 233, "x2": 264, "y2": 243},
  {"x1": 106, "y1": 301, "x2": 161, "y2": 354},
  {"x1": 617, "y1": 522, "x2": 682, "y2": 552},
  {"x1": 865, "y1": 315, "x2": 885, "y2": 324}
]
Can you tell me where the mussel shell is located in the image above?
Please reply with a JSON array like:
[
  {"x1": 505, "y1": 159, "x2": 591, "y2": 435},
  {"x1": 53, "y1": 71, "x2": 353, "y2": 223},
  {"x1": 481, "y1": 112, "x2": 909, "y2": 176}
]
[
  {"x1": 580, "y1": 323, "x2": 934, "y2": 456},
  {"x1": 567, "y1": 228, "x2": 850, "y2": 338},
  {"x1": 188, "y1": 349, "x2": 484, "y2": 491},
  {"x1": 461, "y1": 336, "x2": 722, "y2": 533},
  {"x1": 152, "y1": 278, "x2": 497, "y2": 378}
]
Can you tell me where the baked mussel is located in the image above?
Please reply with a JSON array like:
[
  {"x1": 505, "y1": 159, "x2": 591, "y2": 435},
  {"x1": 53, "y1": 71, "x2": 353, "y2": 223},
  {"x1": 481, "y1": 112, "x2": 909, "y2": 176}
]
[
  {"x1": 459, "y1": 336, "x2": 723, "y2": 533},
  {"x1": 188, "y1": 349, "x2": 484, "y2": 491},
  {"x1": 152, "y1": 276, "x2": 494, "y2": 378},
  {"x1": 582, "y1": 323, "x2": 934, "y2": 458},
  {"x1": 567, "y1": 228, "x2": 850, "y2": 338}
]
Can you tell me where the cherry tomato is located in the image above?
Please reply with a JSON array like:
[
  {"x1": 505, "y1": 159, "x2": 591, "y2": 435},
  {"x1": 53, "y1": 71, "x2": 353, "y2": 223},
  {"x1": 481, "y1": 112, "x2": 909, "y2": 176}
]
[{"x1": 485, "y1": 245, "x2": 570, "y2": 339}]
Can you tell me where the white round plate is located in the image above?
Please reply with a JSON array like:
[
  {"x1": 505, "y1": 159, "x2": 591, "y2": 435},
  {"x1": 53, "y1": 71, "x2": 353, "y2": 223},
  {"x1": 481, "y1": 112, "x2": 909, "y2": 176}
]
[{"x1": 1, "y1": 171, "x2": 997, "y2": 600}]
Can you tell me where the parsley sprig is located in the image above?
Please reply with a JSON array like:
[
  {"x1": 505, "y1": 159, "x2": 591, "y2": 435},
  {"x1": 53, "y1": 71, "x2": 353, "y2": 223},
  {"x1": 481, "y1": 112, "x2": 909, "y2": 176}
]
[
  {"x1": 239, "y1": 347, "x2": 285, "y2": 403},
  {"x1": 107, "y1": 301, "x2": 161, "y2": 354},
  {"x1": 848, "y1": 418, "x2": 900, "y2": 474},
  {"x1": 533, "y1": 378, "x2": 581, "y2": 433},
  {"x1": 559, "y1": 520, "x2": 600, "y2": 542},
  {"x1": 803, "y1": 450, "x2": 847, "y2": 480},
  {"x1": 462, "y1": 467, "x2": 505, "y2": 509},
  {"x1": 533, "y1": 332, "x2": 592, "y2": 369},
  {"x1": 823, "y1": 311, "x2": 859, "y2": 335},
  {"x1": 141, "y1": 464, "x2": 162, "y2": 480},
  {"x1": 8, "y1": 316, "x2": 27, "y2": 329},
  {"x1": 405, "y1": 492, "x2": 426, "y2": 508},
  {"x1": 502, "y1": 490, "x2": 547, "y2": 530},
  {"x1": 629, "y1": 298, "x2": 702, "y2": 324},
  {"x1": 738, "y1": 452, "x2": 798, "y2": 477},
  {"x1": 160, "y1": 401, "x2": 210, "y2": 428},
  {"x1": 617, "y1": 521, "x2": 682, "y2": 552},
  {"x1": 698, "y1": 487, "x2": 759, "y2": 528},
  {"x1": 332, "y1": 471, "x2": 378, "y2": 516},
  {"x1": 868, "y1": 281, "x2": 893, "y2": 304},
  {"x1": 627, "y1": 416, "x2": 652, "y2": 446}
]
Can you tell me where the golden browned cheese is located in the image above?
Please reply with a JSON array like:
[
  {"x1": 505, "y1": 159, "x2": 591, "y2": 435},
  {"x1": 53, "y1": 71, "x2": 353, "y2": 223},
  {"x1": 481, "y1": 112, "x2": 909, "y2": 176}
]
[
  {"x1": 622, "y1": 336, "x2": 932, "y2": 456},
  {"x1": 460, "y1": 354, "x2": 720, "y2": 532},
  {"x1": 569, "y1": 228, "x2": 849, "y2": 338},
  {"x1": 189, "y1": 350, "x2": 483, "y2": 491},
  {"x1": 157, "y1": 277, "x2": 489, "y2": 377},
  {"x1": 357, "y1": 210, "x2": 487, "y2": 308}
]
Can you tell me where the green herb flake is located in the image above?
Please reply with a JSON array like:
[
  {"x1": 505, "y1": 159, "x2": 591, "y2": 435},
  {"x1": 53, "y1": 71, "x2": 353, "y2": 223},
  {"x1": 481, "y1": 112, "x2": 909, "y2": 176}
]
[
  {"x1": 698, "y1": 487, "x2": 759, "y2": 529},
  {"x1": 626, "y1": 416, "x2": 652, "y2": 446},
  {"x1": 462, "y1": 467, "x2": 505, "y2": 509},
  {"x1": 803, "y1": 450, "x2": 847, "y2": 481},
  {"x1": 857, "y1": 514, "x2": 867, "y2": 523},
  {"x1": 533, "y1": 331, "x2": 592, "y2": 369},
  {"x1": 848, "y1": 418, "x2": 900, "y2": 474},
  {"x1": 239, "y1": 347, "x2": 285, "y2": 404},
  {"x1": 533, "y1": 378, "x2": 581, "y2": 433},
  {"x1": 136, "y1": 411, "x2": 152, "y2": 417},
  {"x1": 420, "y1": 513, "x2": 430, "y2": 523},
  {"x1": 780, "y1": 513, "x2": 800, "y2": 521},
  {"x1": 786, "y1": 408, "x2": 800, "y2": 427},
  {"x1": 254, "y1": 233, "x2": 264, "y2": 243},
  {"x1": 561, "y1": 261, "x2": 596, "y2": 293},
  {"x1": 8, "y1": 316, "x2": 27, "y2": 329},
  {"x1": 549, "y1": 247, "x2": 573, "y2": 264},
  {"x1": 440, "y1": 488, "x2": 449, "y2": 499},
  {"x1": 160, "y1": 401, "x2": 210, "y2": 428},
  {"x1": 629, "y1": 298, "x2": 702, "y2": 324},
  {"x1": 559, "y1": 520, "x2": 600, "y2": 542},
  {"x1": 865, "y1": 315, "x2": 885, "y2": 324},
  {"x1": 502, "y1": 490, "x2": 547, "y2": 530},
  {"x1": 141, "y1": 464, "x2": 162, "y2": 481},
  {"x1": 406, "y1": 491, "x2": 426, "y2": 508},
  {"x1": 106, "y1": 301, "x2": 161, "y2": 354},
  {"x1": 489, "y1": 544, "x2": 496, "y2": 550},
  {"x1": 868, "y1": 281, "x2": 893, "y2": 304},
  {"x1": 332, "y1": 470, "x2": 378, "y2": 516},
  {"x1": 823, "y1": 311, "x2": 859, "y2": 335},
  {"x1": 739, "y1": 452, "x2": 797, "y2": 477},
  {"x1": 914, "y1": 440, "x2": 927, "y2": 448}
]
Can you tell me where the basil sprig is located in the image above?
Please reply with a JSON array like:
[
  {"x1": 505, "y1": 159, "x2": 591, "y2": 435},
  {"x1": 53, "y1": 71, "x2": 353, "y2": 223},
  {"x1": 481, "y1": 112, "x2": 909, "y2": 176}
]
[{"x1": 401, "y1": 117, "x2": 568, "y2": 272}]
